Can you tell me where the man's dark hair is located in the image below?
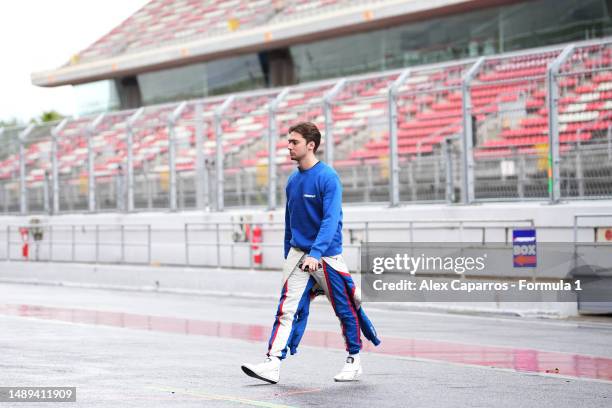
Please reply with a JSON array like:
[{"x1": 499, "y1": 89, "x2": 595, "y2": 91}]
[{"x1": 289, "y1": 122, "x2": 321, "y2": 153}]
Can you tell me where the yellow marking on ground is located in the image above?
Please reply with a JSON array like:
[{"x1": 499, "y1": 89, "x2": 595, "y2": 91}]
[{"x1": 147, "y1": 386, "x2": 301, "y2": 408}]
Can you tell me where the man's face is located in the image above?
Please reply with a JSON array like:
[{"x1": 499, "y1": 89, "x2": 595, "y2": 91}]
[{"x1": 287, "y1": 131, "x2": 313, "y2": 161}]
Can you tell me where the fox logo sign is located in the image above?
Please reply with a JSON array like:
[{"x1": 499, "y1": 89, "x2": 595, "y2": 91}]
[{"x1": 513, "y1": 229, "x2": 537, "y2": 267}]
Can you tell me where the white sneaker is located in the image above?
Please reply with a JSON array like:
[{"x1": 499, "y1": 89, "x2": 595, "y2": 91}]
[
  {"x1": 241, "y1": 356, "x2": 281, "y2": 384},
  {"x1": 334, "y1": 354, "x2": 363, "y2": 382}
]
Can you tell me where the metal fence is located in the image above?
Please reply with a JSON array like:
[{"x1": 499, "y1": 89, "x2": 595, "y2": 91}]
[
  {"x1": 554, "y1": 40, "x2": 612, "y2": 200},
  {"x1": 2, "y1": 38, "x2": 612, "y2": 216},
  {"x1": 392, "y1": 61, "x2": 474, "y2": 203},
  {"x1": 1, "y1": 219, "x2": 537, "y2": 271},
  {"x1": 0, "y1": 126, "x2": 22, "y2": 213},
  {"x1": 216, "y1": 90, "x2": 279, "y2": 209},
  {"x1": 332, "y1": 71, "x2": 397, "y2": 204},
  {"x1": 468, "y1": 50, "x2": 560, "y2": 201},
  {"x1": 55, "y1": 117, "x2": 91, "y2": 212},
  {"x1": 3, "y1": 217, "x2": 612, "y2": 274},
  {"x1": 1, "y1": 223, "x2": 152, "y2": 264}
]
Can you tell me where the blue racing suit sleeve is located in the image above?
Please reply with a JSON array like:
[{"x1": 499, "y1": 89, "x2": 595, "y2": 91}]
[
  {"x1": 284, "y1": 201, "x2": 291, "y2": 259},
  {"x1": 308, "y1": 172, "x2": 342, "y2": 261}
]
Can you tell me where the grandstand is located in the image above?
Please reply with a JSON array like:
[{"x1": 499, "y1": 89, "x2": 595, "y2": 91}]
[
  {"x1": 2, "y1": 4, "x2": 612, "y2": 406},
  {"x1": 1, "y1": 0, "x2": 611, "y2": 214}
]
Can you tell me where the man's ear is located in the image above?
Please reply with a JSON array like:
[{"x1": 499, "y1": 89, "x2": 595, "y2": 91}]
[{"x1": 307, "y1": 140, "x2": 315, "y2": 152}]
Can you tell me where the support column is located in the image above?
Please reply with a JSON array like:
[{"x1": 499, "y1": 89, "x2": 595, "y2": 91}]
[
  {"x1": 126, "y1": 107, "x2": 144, "y2": 212},
  {"x1": 194, "y1": 103, "x2": 209, "y2": 210},
  {"x1": 168, "y1": 101, "x2": 187, "y2": 212},
  {"x1": 546, "y1": 44, "x2": 575, "y2": 203},
  {"x1": 323, "y1": 78, "x2": 346, "y2": 167},
  {"x1": 461, "y1": 57, "x2": 485, "y2": 204},
  {"x1": 268, "y1": 88, "x2": 290, "y2": 211},
  {"x1": 86, "y1": 113, "x2": 106, "y2": 212},
  {"x1": 18, "y1": 124, "x2": 35, "y2": 215},
  {"x1": 444, "y1": 139, "x2": 454, "y2": 203},
  {"x1": 387, "y1": 69, "x2": 411, "y2": 207},
  {"x1": 51, "y1": 119, "x2": 68, "y2": 214},
  {"x1": 214, "y1": 95, "x2": 235, "y2": 211}
]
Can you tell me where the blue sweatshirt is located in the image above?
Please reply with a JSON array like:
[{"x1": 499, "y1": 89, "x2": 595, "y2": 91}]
[{"x1": 284, "y1": 161, "x2": 343, "y2": 260}]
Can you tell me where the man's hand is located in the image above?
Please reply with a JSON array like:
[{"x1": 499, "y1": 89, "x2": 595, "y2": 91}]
[{"x1": 301, "y1": 256, "x2": 321, "y2": 272}]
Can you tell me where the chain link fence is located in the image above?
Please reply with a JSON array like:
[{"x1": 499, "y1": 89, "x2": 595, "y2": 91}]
[
  {"x1": 330, "y1": 71, "x2": 396, "y2": 204},
  {"x1": 2, "y1": 38, "x2": 612, "y2": 215},
  {"x1": 217, "y1": 90, "x2": 279, "y2": 208},
  {"x1": 556, "y1": 40, "x2": 612, "y2": 199},
  {"x1": 0, "y1": 126, "x2": 22, "y2": 213},
  {"x1": 171, "y1": 98, "x2": 223, "y2": 211},
  {"x1": 469, "y1": 50, "x2": 561, "y2": 201},
  {"x1": 394, "y1": 61, "x2": 471, "y2": 203},
  {"x1": 23, "y1": 122, "x2": 56, "y2": 213},
  {"x1": 56, "y1": 117, "x2": 91, "y2": 212},
  {"x1": 89, "y1": 111, "x2": 132, "y2": 211},
  {"x1": 131, "y1": 104, "x2": 176, "y2": 210}
]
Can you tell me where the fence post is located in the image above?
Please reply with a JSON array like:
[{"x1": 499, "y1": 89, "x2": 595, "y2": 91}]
[
  {"x1": 168, "y1": 101, "x2": 187, "y2": 212},
  {"x1": 434, "y1": 154, "x2": 440, "y2": 198},
  {"x1": 268, "y1": 88, "x2": 290, "y2": 211},
  {"x1": 144, "y1": 161, "x2": 153, "y2": 209},
  {"x1": 184, "y1": 223, "x2": 189, "y2": 266},
  {"x1": 147, "y1": 225, "x2": 152, "y2": 265},
  {"x1": 518, "y1": 155, "x2": 526, "y2": 199},
  {"x1": 323, "y1": 78, "x2": 347, "y2": 167},
  {"x1": 408, "y1": 161, "x2": 416, "y2": 201},
  {"x1": 388, "y1": 69, "x2": 411, "y2": 207},
  {"x1": 444, "y1": 138, "x2": 454, "y2": 203},
  {"x1": 126, "y1": 108, "x2": 144, "y2": 212},
  {"x1": 214, "y1": 96, "x2": 235, "y2": 212},
  {"x1": 236, "y1": 171, "x2": 244, "y2": 206},
  {"x1": 48, "y1": 225, "x2": 53, "y2": 261},
  {"x1": 95, "y1": 225, "x2": 100, "y2": 263},
  {"x1": 51, "y1": 119, "x2": 68, "y2": 214},
  {"x1": 461, "y1": 57, "x2": 485, "y2": 204},
  {"x1": 194, "y1": 103, "x2": 209, "y2": 210},
  {"x1": 120, "y1": 224, "x2": 125, "y2": 263},
  {"x1": 18, "y1": 130, "x2": 25, "y2": 215},
  {"x1": 248, "y1": 222, "x2": 254, "y2": 270},
  {"x1": 546, "y1": 44, "x2": 575, "y2": 203},
  {"x1": 71, "y1": 225, "x2": 75, "y2": 262},
  {"x1": 18, "y1": 124, "x2": 34, "y2": 215},
  {"x1": 86, "y1": 113, "x2": 105, "y2": 212},
  {"x1": 6, "y1": 225, "x2": 10, "y2": 260},
  {"x1": 168, "y1": 117, "x2": 177, "y2": 211},
  {"x1": 216, "y1": 222, "x2": 221, "y2": 268},
  {"x1": 43, "y1": 171, "x2": 50, "y2": 214}
]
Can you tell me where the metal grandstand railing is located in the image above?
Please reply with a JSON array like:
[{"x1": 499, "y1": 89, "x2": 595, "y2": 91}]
[
  {"x1": 554, "y1": 39, "x2": 612, "y2": 200},
  {"x1": 0, "y1": 126, "x2": 22, "y2": 213},
  {"x1": 390, "y1": 59, "x2": 476, "y2": 204},
  {"x1": 2, "y1": 37, "x2": 612, "y2": 215},
  {"x1": 0, "y1": 218, "x2": 536, "y2": 271},
  {"x1": 3, "y1": 217, "x2": 612, "y2": 274}
]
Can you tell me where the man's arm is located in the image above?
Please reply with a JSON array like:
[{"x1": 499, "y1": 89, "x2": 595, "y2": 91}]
[
  {"x1": 284, "y1": 200, "x2": 292, "y2": 259},
  {"x1": 308, "y1": 173, "x2": 342, "y2": 261}
]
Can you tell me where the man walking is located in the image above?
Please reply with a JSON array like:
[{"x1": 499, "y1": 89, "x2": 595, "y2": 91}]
[{"x1": 241, "y1": 122, "x2": 380, "y2": 384}]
